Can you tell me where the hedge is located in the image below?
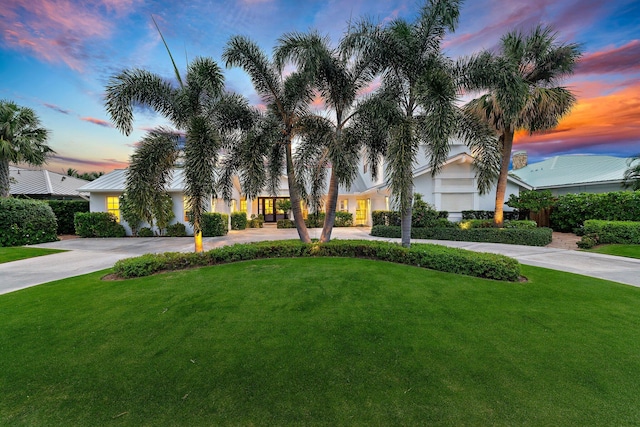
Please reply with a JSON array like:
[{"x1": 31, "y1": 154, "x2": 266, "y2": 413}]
[
  {"x1": 370, "y1": 225, "x2": 553, "y2": 246},
  {"x1": 202, "y1": 213, "x2": 228, "y2": 237},
  {"x1": 550, "y1": 191, "x2": 640, "y2": 232},
  {"x1": 582, "y1": 220, "x2": 640, "y2": 244},
  {"x1": 166, "y1": 222, "x2": 187, "y2": 237},
  {"x1": 74, "y1": 212, "x2": 126, "y2": 238},
  {"x1": 113, "y1": 239, "x2": 521, "y2": 282},
  {"x1": 0, "y1": 198, "x2": 58, "y2": 246},
  {"x1": 46, "y1": 200, "x2": 89, "y2": 234},
  {"x1": 334, "y1": 211, "x2": 353, "y2": 227},
  {"x1": 459, "y1": 219, "x2": 537, "y2": 229},
  {"x1": 231, "y1": 212, "x2": 247, "y2": 230},
  {"x1": 277, "y1": 219, "x2": 295, "y2": 228},
  {"x1": 372, "y1": 209, "x2": 449, "y2": 227},
  {"x1": 461, "y1": 210, "x2": 520, "y2": 220}
]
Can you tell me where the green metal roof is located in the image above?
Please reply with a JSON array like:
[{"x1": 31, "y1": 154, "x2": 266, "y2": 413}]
[{"x1": 510, "y1": 155, "x2": 633, "y2": 189}]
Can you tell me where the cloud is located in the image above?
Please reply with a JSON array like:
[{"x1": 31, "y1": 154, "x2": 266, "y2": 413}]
[
  {"x1": 43, "y1": 103, "x2": 70, "y2": 115},
  {"x1": 576, "y1": 40, "x2": 640, "y2": 75},
  {"x1": 81, "y1": 117, "x2": 114, "y2": 128},
  {"x1": 48, "y1": 154, "x2": 128, "y2": 173}
]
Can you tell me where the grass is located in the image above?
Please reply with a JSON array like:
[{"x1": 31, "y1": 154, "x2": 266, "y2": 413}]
[
  {"x1": 2, "y1": 258, "x2": 640, "y2": 425},
  {"x1": 587, "y1": 244, "x2": 640, "y2": 259},
  {"x1": 0, "y1": 246, "x2": 65, "y2": 264}
]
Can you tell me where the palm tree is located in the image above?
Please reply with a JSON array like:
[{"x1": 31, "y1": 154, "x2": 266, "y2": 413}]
[
  {"x1": 465, "y1": 25, "x2": 581, "y2": 227},
  {"x1": 273, "y1": 31, "x2": 385, "y2": 242},
  {"x1": 223, "y1": 35, "x2": 316, "y2": 243},
  {"x1": 105, "y1": 53, "x2": 231, "y2": 252},
  {"x1": 623, "y1": 156, "x2": 640, "y2": 190},
  {"x1": 343, "y1": 0, "x2": 498, "y2": 247},
  {"x1": 0, "y1": 100, "x2": 53, "y2": 197}
]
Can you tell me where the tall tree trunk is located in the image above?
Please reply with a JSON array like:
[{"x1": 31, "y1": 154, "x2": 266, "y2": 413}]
[
  {"x1": 401, "y1": 187, "x2": 413, "y2": 248},
  {"x1": 0, "y1": 158, "x2": 10, "y2": 198},
  {"x1": 320, "y1": 167, "x2": 339, "y2": 243},
  {"x1": 286, "y1": 141, "x2": 311, "y2": 243},
  {"x1": 494, "y1": 130, "x2": 514, "y2": 228}
]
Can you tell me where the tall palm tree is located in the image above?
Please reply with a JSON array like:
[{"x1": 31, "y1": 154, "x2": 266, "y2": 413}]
[
  {"x1": 465, "y1": 25, "x2": 581, "y2": 227},
  {"x1": 343, "y1": 0, "x2": 498, "y2": 247},
  {"x1": 273, "y1": 31, "x2": 384, "y2": 242},
  {"x1": 623, "y1": 156, "x2": 640, "y2": 190},
  {"x1": 223, "y1": 35, "x2": 316, "y2": 243},
  {"x1": 0, "y1": 100, "x2": 53, "y2": 197},
  {"x1": 105, "y1": 54, "x2": 231, "y2": 252}
]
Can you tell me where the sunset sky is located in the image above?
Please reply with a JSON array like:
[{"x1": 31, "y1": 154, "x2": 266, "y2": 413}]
[{"x1": 1, "y1": 0, "x2": 638, "y2": 174}]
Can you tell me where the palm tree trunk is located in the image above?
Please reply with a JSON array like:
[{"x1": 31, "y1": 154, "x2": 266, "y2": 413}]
[
  {"x1": 0, "y1": 158, "x2": 10, "y2": 198},
  {"x1": 401, "y1": 188, "x2": 413, "y2": 248},
  {"x1": 320, "y1": 168, "x2": 339, "y2": 243},
  {"x1": 493, "y1": 131, "x2": 514, "y2": 228},
  {"x1": 286, "y1": 141, "x2": 311, "y2": 243}
]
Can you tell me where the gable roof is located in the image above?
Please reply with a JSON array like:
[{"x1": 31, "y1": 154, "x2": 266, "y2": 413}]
[
  {"x1": 510, "y1": 155, "x2": 632, "y2": 189},
  {"x1": 10, "y1": 167, "x2": 89, "y2": 198},
  {"x1": 78, "y1": 168, "x2": 189, "y2": 193}
]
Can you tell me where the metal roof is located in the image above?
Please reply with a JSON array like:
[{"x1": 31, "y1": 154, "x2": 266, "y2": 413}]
[
  {"x1": 10, "y1": 167, "x2": 89, "y2": 197},
  {"x1": 78, "y1": 169, "x2": 189, "y2": 192},
  {"x1": 510, "y1": 155, "x2": 632, "y2": 189}
]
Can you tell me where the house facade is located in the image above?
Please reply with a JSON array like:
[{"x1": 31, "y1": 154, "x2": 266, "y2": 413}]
[{"x1": 79, "y1": 142, "x2": 526, "y2": 235}]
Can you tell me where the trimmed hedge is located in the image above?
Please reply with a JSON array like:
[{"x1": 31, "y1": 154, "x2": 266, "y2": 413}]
[
  {"x1": 0, "y1": 198, "x2": 58, "y2": 246},
  {"x1": 582, "y1": 220, "x2": 640, "y2": 244},
  {"x1": 231, "y1": 212, "x2": 247, "y2": 230},
  {"x1": 461, "y1": 210, "x2": 520, "y2": 220},
  {"x1": 74, "y1": 212, "x2": 126, "y2": 238},
  {"x1": 371, "y1": 209, "x2": 449, "y2": 227},
  {"x1": 277, "y1": 219, "x2": 295, "y2": 229},
  {"x1": 46, "y1": 200, "x2": 89, "y2": 234},
  {"x1": 113, "y1": 239, "x2": 521, "y2": 282},
  {"x1": 138, "y1": 227, "x2": 154, "y2": 237},
  {"x1": 202, "y1": 213, "x2": 228, "y2": 237},
  {"x1": 335, "y1": 211, "x2": 353, "y2": 227},
  {"x1": 305, "y1": 213, "x2": 325, "y2": 228},
  {"x1": 166, "y1": 222, "x2": 187, "y2": 237},
  {"x1": 371, "y1": 225, "x2": 552, "y2": 246},
  {"x1": 550, "y1": 191, "x2": 640, "y2": 232}
]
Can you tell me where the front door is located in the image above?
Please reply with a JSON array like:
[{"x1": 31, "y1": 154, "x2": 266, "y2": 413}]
[
  {"x1": 356, "y1": 199, "x2": 368, "y2": 226},
  {"x1": 258, "y1": 197, "x2": 290, "y2": 222}
]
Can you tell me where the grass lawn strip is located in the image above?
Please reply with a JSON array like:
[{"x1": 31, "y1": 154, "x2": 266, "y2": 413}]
[
  {"x1": 587, "y1": 244, "x2": 640, "y2": 259},
  {"x1": 2, "y1": 259, "x2": 640, "y2": 425},
  {"x1": 0, "y1": 247, "x2": 66, "y2": 264}
]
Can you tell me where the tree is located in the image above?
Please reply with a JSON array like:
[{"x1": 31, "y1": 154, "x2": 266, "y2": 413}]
[
  {"x1": 0, "y1": 100, "x2": 54, "y2": 197},
  {"x1": 465, "y1": 25, "x2": 581, "y2": 227},
  {"x1": 222, "y1": 35, "x2": 317, "y2": 243},
  {"x1": 623, "y1": 156, "x2": 640, "y2": 190},
  {"x1": 343, "y1": 0, "x2": 498, "y2": 247},
  {"x1": 105, "y1": 49, "x2": 232, "y2": 252},
  {"x1": 273, "y1": 31, "x2": 386, "y2": 243}
]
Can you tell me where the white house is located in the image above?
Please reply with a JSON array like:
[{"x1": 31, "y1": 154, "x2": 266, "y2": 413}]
[{"x1": 78, "y1": 141, "x2": 527, "y2": 235}]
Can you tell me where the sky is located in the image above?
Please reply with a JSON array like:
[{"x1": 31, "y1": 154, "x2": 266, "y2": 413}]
[{"x1": 0, "y1": 0, "x2": 638, "y2": 174}]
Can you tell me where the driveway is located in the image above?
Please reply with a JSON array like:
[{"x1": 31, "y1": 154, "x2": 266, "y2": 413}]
[{"x1": 1, "y1": 226, "x2": 639, "y2": 295}]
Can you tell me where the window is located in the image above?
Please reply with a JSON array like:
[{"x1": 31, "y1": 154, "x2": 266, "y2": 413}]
[
  {"x1": 339, "y1": 199, "x2": 348, "y2": 211},
  {"x1": 107, "y1": 196, "x2": 120, "y2": 222},
  {"x1": 240, "y1": 198, "x2": 247, "y2": 212},
  {"x1": 183, "y1": 197, "x2": 191, "y2": 222}
]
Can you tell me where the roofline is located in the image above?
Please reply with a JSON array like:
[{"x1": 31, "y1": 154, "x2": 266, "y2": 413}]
[{"x1": 533, "y1": 179, "x2": 625, "y2": 190}]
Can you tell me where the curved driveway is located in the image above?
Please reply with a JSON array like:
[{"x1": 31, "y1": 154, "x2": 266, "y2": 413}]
[{"x1": 2, "y1": 227, "x2": 640, "y2": 295}]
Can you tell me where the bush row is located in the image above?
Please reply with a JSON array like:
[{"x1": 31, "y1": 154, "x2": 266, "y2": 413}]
[
  {"x1": 0, "y1": 198, "x2": 58, "y2": 246},
  {"x1": 74, "y1": 212, "x2": 126, "y2": 238},
  {"x1": 459, "y1": 219, "x2": 537, "y2": 229},
  {"x1": 113, "y1": 239, "x2": 521, "y2": 282},
  {"x1": 578, "y1": 220, "x2": 640, "y2": 248},
  {"x1": 46, "y1": 200, "x2": 89, "y2": 234},
  {"x1": 202, "y1": 213, "x2": 228, "y2": 237},
  {"x1": 371, "y1": 225, "x2": 552, "y2": 246},
  {"x1": 550, "y1": 191, "x2": 640, "y2": 232},
  {"x1": 372, "y1": 210, "x2": 449, "y2": 227},
  {"x1": 461, "y1": 210, "x2": 520, "y2": 220}
]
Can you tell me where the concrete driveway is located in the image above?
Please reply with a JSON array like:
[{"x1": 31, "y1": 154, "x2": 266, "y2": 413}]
[{"x1": 2, "y1": 226, "x2": 640, "y2": 295}]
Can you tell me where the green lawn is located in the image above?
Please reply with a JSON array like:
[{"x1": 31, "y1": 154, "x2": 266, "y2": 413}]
[
  {"x1": 0, "y1": 246, "x2": 65, "y2": 264},
  {"x1": 2, "y1": 258, "x2": 640, "y2": 425},
  {"x1": 588, "y1": 244, "x2": 640, "y2": 259}
]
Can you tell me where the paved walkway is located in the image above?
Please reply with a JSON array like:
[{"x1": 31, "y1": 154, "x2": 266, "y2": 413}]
[{"x1": 2, "y1": 227, "x2": 639, "y2": 295}]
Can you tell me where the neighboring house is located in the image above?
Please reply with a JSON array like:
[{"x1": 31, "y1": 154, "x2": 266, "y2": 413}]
[
  {"x1": 9, "y1": 166, "x2": 89, "y2": 200},
  {"x1": 80, "y1": 141, "x2": 527, "y2": 235},
  {"x1": 509, "y1": 152, "x2": 632, "y2": 196}
]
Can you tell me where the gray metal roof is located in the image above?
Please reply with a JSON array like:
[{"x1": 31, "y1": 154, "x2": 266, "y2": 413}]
[
  {"x1": 510, "y1": 155, "x2": 632, "y2": 189},
  {"x1": 78, "y1": 169, "x2": 188, "y2": 192},
  {"x1": 10, "y1": 167, "x2": 89, "y2": 197}
]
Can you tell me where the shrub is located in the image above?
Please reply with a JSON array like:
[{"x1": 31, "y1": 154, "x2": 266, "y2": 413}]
[
  {"x1": 138, "y1": 227, "x2": 155, "y2": 237},
  {"x1": 506, "y1": 190, "x2": 555, "y2": 215},
  {"x1": 166, "y1": 222, "x2": 187, "y2": 237},
  {"x1": 248, "y1": 214, "x2": 264, "y2": 228},
  {"x1": 550, "y1": 191, "x2": 640, "y2": 232},
  {"x1": 459, "y1": 219, "x2": 494, "y2": 229},
  {"x1": 504, "y1": 220, "x2": 538, "y2": 229},
  {"x1": 46, "y1": 200, "x2": 89, "y2": 234},
  {"x1": 74, "y1": 212, "x2": 126, "y2": 238},
  {"x1": 231, "y1": 212, "x2": 248, "y2": 230},
  {"x1": 202, "y1": 213, "x2": 228, "y2": 237},
  {"x1": 305, "y1": 213, "x2": 325, "y2": 228},
  {"x1": 370, "y1": 225, "x2": 553, "y2": 246},
  {"x1": 0, "y1": 198, "x2": 58, "y2": 246},
  {"x1": 277, "y1": 219, "x2": 295, "y2": 228},
  {"x1": 113, "y1": 239, "x2": 521, "y2": 282},
  {"x1": 462, "y1": 210, "x2": 520, "y2": 220},
  {"x1": 119, "y1": 193, "x2": 142, "y2": 236},
  {"x1": 334, "y1": 211, "x2": 353, "y2": 227},
  {"x1": 577, "y1": 234, "x2": 598, "y2": 249},
  {"x1": 372, "y1": 210, "x2": 401, "y2": 226},
  {"x1": 582, "y1": 220, "x2": 640, "y2": 245}
]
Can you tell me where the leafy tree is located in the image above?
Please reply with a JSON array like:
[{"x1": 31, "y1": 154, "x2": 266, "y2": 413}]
[
  {"x1": 0, "y1": 100, "x2": 54, "y2": 197},
  {"x1": 222, "y1": 35, "x2": 317, "y2": 243},
  {"x1": 465, "y1": 25, "x2": 581, "y2": 227},
  {"x1": 119, "y1": 192, "x2": 143, "y2": 236},
  {"x1": 67, "y1": 168, "x2": 104, "y2": 181},
  {"x1": 623, "y1": 156, "x2": 640, "y2": 190},
  {"x1": 342, "y1": 0, "x2": 499, "y2": 247}
]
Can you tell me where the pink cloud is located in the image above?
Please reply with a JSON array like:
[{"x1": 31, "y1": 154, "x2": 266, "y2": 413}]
[
  {"x1": 576, "y1": 40, "x2": 640, "y2": 75},
  {"x1": 48, "y1": 154, "x2": 128, "y2": 174},
  {"x1": 81, "y1": 117, "x2": 114, "y2": 128},
  {"x1": 43, "y1": 102, "x2": 70, "y2": 114}
]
